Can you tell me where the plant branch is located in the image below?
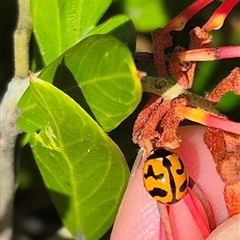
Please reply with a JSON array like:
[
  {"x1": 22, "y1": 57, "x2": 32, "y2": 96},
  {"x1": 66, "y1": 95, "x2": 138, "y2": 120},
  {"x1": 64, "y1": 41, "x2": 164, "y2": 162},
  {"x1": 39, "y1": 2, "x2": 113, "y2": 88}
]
[
  {"x1": 141, "y1": 76, "x2": 219, "y2": 115},
  {"x1": 0, "y1": 0, "x2": 32, "y2": 239},
  {"x1": 14, "y1": 0, "x2": 32, "y2": 78}
]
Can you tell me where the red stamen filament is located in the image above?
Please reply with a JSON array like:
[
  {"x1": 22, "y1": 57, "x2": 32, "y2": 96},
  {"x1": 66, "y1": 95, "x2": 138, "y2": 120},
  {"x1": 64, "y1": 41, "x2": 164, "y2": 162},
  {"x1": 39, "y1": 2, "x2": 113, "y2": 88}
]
[
  {"x1": 179, "y1": 46, "x2": 240, "y2": 62},
  {"x1": 203, "y1": 0, "x2": 240, "y2": 31},
  {"x1": 176, "y1": 106, "x2": 240, "y2": 135},
  {"x1": 184, "y1": 190, "x2": 211, "y2": 238},
  {"x1": 164, "y1": 0, "x2": 214, "y2": 32}
]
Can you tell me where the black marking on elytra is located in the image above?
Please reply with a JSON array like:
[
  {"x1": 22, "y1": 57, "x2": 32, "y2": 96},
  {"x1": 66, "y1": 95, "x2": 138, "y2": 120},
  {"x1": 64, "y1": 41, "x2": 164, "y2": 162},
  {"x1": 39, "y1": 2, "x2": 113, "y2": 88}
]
[
  {"x1": 162, "y1": 157, "x2": 176, "y2": 196},
  {"x1": 179, "y1": 179, "x2": 188, "y2": 192},
  {"x1": 176, "y1": 158, "x2": 185, "y2": 175},
  {"x1": 147, "y1": 148, "x2": 172, "y2": 160},
  {"x1": 149, "y1": 188, "x2": 168, "y2": 198},
  {"x1": 162, "y1": 156, "x2": 172, "y2": 168},
  {"x1": 144, "y1": 165, "x2": 164, "y2": 180},
  {"x1": 168, "y1": 196, "x2": 179, "y2": 205}
]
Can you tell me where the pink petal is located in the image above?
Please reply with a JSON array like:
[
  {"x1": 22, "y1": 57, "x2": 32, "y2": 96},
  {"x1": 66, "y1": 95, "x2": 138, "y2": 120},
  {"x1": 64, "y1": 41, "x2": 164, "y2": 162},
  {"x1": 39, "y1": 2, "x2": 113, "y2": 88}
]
[
  {"x1": 206, "y1": 214, "x2": 240, "y2": 240},
  {"x1": 176, "y1": 126, "x2": 228, "y2": 225}
]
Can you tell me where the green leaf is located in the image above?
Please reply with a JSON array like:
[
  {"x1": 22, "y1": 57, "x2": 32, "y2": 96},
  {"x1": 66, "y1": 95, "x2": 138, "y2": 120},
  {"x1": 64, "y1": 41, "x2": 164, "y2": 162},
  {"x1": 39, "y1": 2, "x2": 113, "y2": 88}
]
[
  {"x1": 31, "y1": 0, "x2": 136, "y2": 65},
  {"x1": 39, "y1": 35, "x2": 142, "y2": 132},
  {"x1": 31, "y1": 0, "x2": 112, "y2": 64},
  {"x1": 17, "y1": 75, "x2": 129, "y2": 240},
  {"x1": 88, "y1": 14, "x2": 136, "y2": 51}
]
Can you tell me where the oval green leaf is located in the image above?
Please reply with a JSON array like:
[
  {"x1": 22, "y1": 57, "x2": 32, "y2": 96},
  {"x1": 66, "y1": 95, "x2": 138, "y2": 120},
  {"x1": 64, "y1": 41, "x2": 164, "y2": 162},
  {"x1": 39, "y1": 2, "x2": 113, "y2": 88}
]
[
  {"x1": 17, "y1": 75, "x2": 129, "y2": 240},
  {"x1": 31, "y1": 0, "x2": 111, "y2": 64},
  {"x1": 88, "y1": 14, "x2": 136, "y2": 51},
  {"x1": 31, "y1": 0, "x2": 136, "y2": 64},
  {"x1": 40, "y1": 35, "x2": 142, "y2": 132}
]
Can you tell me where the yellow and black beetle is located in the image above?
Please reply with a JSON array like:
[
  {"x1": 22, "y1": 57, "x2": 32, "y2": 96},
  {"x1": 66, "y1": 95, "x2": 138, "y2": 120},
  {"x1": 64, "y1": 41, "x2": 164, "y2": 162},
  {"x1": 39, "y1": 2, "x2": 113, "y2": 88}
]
[{"x1": 143, "y1": 148, "x2": 189, "y2": 205}]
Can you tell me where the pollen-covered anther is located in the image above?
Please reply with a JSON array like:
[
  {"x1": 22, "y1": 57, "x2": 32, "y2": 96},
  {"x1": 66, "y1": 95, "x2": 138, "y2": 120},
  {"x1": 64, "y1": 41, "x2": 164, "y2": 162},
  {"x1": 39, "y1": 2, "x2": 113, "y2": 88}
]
[
  {"x1": 204, "y1": 128, "x2": 227, "y2": 162},
  {"x1": 152, "y1": 28, "x2": 172, "y2": 78},
  {"x1": 224, "y1": 182, "x2": 240, "y2": 216},
  {"x1": 189, "y1": 27, "x2": 212, "y2": 49},
  {"x1": 169, "y1": 47, "x2": 193, "y2": 89},
  {"x1": 217, "y1": 152, "x2": 240, "y2": 185},
  {"x1": 207, "y1": 67, "x2": 240, "y2": 103},
  {"x1": 223, "y1": 132, "x2": 240, "y2": 151},
  {"x1": 132, "y1": 96, "x2": 172, "y2": 148},
  {"x1": 157, "y1": 96, "x2": 189, "y2": 149},
  {"x1": 204, "y1": 128, "x2": 240, "y2": 216}
]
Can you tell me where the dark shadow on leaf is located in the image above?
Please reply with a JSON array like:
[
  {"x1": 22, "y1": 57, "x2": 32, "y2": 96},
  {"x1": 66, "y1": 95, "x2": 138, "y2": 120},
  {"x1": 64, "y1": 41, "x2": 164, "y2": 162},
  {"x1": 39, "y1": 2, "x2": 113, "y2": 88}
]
[
  {"x1": 101, "y1": 19, "x2": 136, "y2": 51},
  {"x1": 109, "y1": 20, "x2": 136, "y2": 51},
  {"x1": 48, "y1": 189, "x2": 86, "y2": 239},
  {"x1": 52, "y1": 58, "x2": 97, "y2": 121},
  {"x1": 109, "y1": 93, "x2": 151, "y2": 166},
  {"x1": 47, "y1": 188, "x2": 71, "y2": 227}
]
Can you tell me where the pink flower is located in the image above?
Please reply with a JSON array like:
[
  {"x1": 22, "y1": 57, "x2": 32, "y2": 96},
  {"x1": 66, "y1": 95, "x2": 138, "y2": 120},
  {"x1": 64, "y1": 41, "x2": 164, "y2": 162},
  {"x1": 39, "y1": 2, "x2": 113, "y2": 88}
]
[{"x1": 111, "y1": 126, "x2": 240, "y2": 239}]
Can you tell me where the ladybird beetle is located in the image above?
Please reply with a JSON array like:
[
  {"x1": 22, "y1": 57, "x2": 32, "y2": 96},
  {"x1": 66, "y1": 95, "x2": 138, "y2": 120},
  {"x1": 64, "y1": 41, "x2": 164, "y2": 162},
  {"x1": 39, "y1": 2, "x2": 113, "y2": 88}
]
[{"x1": 143, "y1": 148, "x2": 189, "y2": 205}]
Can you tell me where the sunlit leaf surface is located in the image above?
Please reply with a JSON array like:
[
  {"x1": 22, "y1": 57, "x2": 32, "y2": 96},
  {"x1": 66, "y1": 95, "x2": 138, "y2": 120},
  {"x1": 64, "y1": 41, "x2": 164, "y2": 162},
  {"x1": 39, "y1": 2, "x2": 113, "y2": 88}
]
[
  {"x1": 31, "y1": 0, "x2": 136, "y2": 64},
  {"x1": 40, "y1": 35, "x2": 142, "y2": 132},
  {"x1": 17, "y1": 76, "x2": 129, "y2": 239}
]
